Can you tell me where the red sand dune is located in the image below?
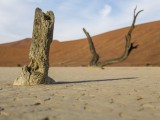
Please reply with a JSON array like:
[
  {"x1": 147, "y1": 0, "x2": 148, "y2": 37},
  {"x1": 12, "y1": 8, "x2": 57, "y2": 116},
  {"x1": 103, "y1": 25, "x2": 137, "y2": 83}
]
[{"x1": 0, "y1": 21, "x2": 160, "y2": 67}]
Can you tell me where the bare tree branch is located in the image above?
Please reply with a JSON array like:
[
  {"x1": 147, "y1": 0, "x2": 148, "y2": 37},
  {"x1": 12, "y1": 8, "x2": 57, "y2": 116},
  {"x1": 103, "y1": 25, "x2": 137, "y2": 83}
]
[
  {"x1": 97, "y1": 8, "x2": 143, "y2": 67},
  {"x1": 83, "y1": 28, "x2": 99, "y2": 66},
  {"x1": 83, "y1": 7, "x2": 143, "y2": 67}
]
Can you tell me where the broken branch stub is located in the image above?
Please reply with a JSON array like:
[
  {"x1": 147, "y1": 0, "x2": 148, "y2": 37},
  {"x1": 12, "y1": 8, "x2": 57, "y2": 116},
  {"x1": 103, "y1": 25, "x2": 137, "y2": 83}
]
[{"x1": 13, "y1": 8, "x2": 55, "y2": 85}]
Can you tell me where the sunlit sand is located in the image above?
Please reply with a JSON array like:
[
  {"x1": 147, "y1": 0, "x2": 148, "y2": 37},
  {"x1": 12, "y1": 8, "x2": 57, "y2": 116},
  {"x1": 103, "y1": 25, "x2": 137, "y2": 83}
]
[{"x1": 0, "y1": 67, "x2": 160, "y2": 120}]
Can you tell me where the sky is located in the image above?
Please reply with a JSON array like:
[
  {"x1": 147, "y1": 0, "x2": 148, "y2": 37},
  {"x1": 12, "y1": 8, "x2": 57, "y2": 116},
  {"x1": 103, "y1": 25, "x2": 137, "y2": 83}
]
[{"x1": 0, "y1": 0, "x2": 160, "y2": 43}]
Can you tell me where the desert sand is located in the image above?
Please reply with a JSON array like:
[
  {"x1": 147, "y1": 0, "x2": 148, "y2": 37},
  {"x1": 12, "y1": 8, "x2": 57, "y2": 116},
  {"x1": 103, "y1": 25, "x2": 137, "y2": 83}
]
[
  {"x1": 0, "y1": 21, "x2": 160, "y2": 67},
  {"x1": 0, "y1": 67, "x2": 160, "y2": 120}
]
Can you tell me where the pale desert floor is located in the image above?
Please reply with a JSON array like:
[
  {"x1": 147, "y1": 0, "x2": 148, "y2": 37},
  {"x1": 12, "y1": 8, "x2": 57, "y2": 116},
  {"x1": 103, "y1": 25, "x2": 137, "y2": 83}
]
[{"x1": 0, "y1": 67, "x2": 160, "y2": 120}]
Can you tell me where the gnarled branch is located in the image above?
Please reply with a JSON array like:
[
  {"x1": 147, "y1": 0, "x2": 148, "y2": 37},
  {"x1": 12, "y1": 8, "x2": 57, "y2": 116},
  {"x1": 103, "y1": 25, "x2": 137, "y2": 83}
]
[
  {"x1": 97, "y1": 7, "x2": 143, "y2": 67},
  {"x1": 84, "y1": 7, "x2": 143, "y2": 67},
  {"x1": 83, "y1": 28, "x2": 99, "y2": 66}
]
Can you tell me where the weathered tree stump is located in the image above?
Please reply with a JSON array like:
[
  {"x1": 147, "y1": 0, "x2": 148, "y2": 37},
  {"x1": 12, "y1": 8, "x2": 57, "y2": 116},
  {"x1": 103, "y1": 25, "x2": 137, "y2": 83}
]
[{"x1": 13, "y1": 8, "x2": 55, "y2": 85}]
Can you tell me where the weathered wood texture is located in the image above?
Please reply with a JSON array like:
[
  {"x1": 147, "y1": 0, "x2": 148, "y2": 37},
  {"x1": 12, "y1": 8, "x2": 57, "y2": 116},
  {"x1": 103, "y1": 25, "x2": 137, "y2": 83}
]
[{"x1": 13, "y1": 8, "x2": 54, "y2": 85}]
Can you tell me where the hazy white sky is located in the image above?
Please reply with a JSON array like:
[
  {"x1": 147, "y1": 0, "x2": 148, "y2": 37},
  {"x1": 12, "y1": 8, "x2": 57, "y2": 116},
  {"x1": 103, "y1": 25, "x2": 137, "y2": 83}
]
[{"x1": 0, "y1": 0, "x2": 160, "y2": 43}]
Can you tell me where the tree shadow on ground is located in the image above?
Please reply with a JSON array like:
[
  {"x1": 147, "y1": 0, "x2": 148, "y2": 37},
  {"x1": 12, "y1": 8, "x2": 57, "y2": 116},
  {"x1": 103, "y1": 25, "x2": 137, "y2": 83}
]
[{"x1": 49, "y1": 77, "x2": 138, "y2": 85}]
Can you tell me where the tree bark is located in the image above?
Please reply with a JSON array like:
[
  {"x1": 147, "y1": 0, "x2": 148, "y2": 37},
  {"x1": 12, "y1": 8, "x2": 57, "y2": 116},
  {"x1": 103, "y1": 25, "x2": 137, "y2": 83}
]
[
  {"x1": 83, "y1": 28, "x2": 99, "y2": 66},
  {"x1": 13, "y1": 8, "x2": 55, "y2": 85}
]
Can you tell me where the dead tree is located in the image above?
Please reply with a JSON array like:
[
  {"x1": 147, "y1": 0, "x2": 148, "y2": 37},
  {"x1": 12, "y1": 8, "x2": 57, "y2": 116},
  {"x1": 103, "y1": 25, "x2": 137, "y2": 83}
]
[
  {"x1": 83, "y1": 7, "x2": 143, "y2": 67},
  {"x1": 13, "y1": 8, "x2": 55, "y2": 85},
  {"x1": 83, "y1": 28, "x2": 99, "y2": 66}
]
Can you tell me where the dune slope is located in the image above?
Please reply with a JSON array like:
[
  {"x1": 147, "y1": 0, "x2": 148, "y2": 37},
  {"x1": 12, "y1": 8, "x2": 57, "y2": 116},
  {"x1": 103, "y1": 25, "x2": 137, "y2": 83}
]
[{"x1": 0, "y1": 21, "x2": 160, "y2": 66}]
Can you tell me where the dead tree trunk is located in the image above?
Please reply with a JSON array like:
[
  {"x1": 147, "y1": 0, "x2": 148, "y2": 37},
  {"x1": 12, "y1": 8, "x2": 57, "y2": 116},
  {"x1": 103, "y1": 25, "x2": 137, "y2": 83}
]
[
  {"x1": 84, "y1": 7, "x2": 143, "y2": 67},
  {"x1": 83, "y1": 28, "x2": 99, "y2": 66},
  {"x1": 13, "y1": 8, "x2": 55, "y2": 85}
]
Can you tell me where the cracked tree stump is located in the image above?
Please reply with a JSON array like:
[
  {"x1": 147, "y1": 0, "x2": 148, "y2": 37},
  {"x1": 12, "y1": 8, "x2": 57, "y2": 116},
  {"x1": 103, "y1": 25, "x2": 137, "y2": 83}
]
[
  {"x1": 97, "y1": 7, "x2": 143, "y2": 67},
  {"x1": 13, "y1": 8, "x2": 55, "y2": 85}
]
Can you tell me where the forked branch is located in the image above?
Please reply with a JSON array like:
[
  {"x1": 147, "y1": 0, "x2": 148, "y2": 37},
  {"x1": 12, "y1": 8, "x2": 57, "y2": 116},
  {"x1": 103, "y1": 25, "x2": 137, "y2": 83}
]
[{"x1": 84, "y1": 7, "x2": 143, "y2": 67}]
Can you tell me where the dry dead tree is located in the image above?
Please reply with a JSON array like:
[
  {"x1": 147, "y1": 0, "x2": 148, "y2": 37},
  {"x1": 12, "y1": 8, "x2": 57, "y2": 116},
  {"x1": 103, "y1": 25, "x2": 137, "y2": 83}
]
[
  {"x1": 83, "y1": 28, "x2": 99, "y2": 66},
  {"x1": 83, "y1": 7, "x2": 143, "y2": 67},
  {"x1": 14, "y1": 8, "x2": 55, "y2": 85}
]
